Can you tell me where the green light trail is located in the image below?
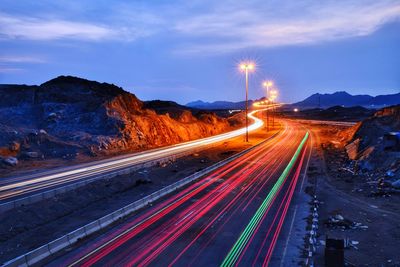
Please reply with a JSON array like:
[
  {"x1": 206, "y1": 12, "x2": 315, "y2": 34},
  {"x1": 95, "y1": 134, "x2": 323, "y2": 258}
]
[{"x1": 221, "y1": 132, "x2": 309, "y2": 267}]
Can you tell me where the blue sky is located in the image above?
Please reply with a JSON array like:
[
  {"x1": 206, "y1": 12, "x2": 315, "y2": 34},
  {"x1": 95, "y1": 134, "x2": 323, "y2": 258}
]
[{"x1": 0, "y1": 0, "x2": 399, "y2": 104}]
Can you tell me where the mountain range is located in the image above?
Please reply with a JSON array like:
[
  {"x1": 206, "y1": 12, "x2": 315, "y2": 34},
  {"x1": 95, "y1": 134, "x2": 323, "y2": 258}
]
[
  {"x1": 187, "y1": 91, "x2": 400, "y2": 110},
  {"x1": 186, "y1": 100, "x2": 254, "y2": 110},
  {"x1": 290, "y1": 91, "x2": 400, "y2": 109}
]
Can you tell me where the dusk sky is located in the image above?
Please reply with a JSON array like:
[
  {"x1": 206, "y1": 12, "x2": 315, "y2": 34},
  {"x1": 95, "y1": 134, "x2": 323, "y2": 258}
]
[{"x1": 0, "y1": 0, "x2": 399, "y2": 104}]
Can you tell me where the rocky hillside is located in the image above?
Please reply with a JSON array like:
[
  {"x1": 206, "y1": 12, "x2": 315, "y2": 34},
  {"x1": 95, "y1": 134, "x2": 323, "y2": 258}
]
[
  {"x1": 0, "y1": 76, "x2": 242, "y2": 168},
  {"x1": 342, "y1": 105, "x2": 400, "y2": 179}
]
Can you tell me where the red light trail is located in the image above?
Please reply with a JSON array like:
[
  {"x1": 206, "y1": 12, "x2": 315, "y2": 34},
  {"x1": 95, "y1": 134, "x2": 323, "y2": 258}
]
[{"x1": 46, "y1": 120, "x2": 310, "y2": 267}]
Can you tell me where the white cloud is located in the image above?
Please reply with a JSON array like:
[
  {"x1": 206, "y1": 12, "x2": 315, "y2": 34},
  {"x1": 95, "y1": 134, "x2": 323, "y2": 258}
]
[
  {"x1": 0, "y1": 13, "x2": 116, "y2": 41},
  {"x1": 172, "y1": 0, "x2": 400, "y2": 54},
  {"x1": 0, "y1": 67, "x2": 23, "y2": 73},
  {"x1": 0, "y1": 55, "x2": 46, "y2": 63},
  {"x1": 0, "y1": 0, "x2": 399, "y2": 52}
]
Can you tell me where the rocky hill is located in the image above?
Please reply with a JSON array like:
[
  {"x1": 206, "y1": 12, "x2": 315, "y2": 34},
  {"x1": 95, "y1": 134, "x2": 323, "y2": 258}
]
[
  {"x1": 342, "y1": 105, "x2": 400, "y2": 180},
  {"x1": 0, "y1": 76, "x2": 241, "y2": 168}
]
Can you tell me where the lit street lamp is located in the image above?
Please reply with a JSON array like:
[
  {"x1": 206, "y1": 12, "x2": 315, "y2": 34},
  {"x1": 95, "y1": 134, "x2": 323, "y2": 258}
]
[
  {"x1": 269, "y1": 89, "x2": 278, "y2": 128},
  {"x1": 240, "y1": 62, "x2": 255, "y2": 142},
  {"x1": 262, "y1": 81, "x2": 273, "y2": 131}
]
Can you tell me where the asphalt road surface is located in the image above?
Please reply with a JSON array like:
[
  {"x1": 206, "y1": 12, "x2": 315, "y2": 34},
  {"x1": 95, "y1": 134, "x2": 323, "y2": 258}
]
[
  {"x1": 0, "y1": 111, "x2": 264, "y2": 204},
  {"x1": 44, "y1": 120, "x2": 311, "y2": 267}
]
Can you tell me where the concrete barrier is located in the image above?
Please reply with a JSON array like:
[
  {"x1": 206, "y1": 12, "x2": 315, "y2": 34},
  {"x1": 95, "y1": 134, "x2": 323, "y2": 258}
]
[
  {"x1": 98, "y1": 214, "x2": 114, "y2": 228},
  {"x1": 1, "y1": 130, "x2": 275, "y2": 214},
  {"x1": 25, "y1": 245, "x2": 50, "y2": 266},
  {"x1": 67, "y1": 228, "x2": 87, "y2": 244},
  {"x1": 0, "y1": 144, "x2": 211, "y2": 213},
  {"x1": 2, "y1": 131, "x2": 280, "y2": 267},
  {"x1": 47, "y1": 236, "x2": 69, "y2": 254},
  {"x1": 3, "y1": 255, "x2": 27, "y2": 267},
  {"x1": 111, "y1": 209, "x2": 124, "y2": 221},
  {"x1": 83, "y1": 221, "x2": 101, "y2": 236}
]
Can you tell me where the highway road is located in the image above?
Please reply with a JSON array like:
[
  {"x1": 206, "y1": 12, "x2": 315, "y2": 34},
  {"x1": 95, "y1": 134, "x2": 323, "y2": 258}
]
[
  {"x1": 0, "y1": 111, "x2": 265, "y2": 205},
  {"x1": 44, "y1": 120, "x2": 311, "y2": 267}
]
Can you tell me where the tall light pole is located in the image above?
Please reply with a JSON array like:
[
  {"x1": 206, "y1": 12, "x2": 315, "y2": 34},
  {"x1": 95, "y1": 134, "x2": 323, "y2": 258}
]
[
  {"x1": 270, "y1": 89, "x2": 278, "y2": 129},
  {"x1": 262, "y1": 81, "x2": 273, "y2": 131},
  {"x1": 240, "y1": 62, "x2": 254, "y2": 142}
]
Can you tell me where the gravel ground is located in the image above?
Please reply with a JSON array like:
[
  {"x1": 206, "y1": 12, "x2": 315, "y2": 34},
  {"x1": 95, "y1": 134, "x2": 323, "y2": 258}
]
[{"x1": 308, "y1": 125, "x2": 400, "y2": 266}]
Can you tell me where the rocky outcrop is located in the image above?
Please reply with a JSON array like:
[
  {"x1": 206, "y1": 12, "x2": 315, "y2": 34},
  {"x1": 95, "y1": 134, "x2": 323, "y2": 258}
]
[
  {"x1": 343, "y1": 105, "x2": 400, "y2": 174},
  {"x1": 0, "y1": 76, "x2": 242, "y2": 167}
]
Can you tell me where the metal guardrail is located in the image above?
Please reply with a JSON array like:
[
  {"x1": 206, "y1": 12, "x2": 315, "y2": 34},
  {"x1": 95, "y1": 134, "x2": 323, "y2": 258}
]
[
  {"x1": 0, "y1": 141, "x2": 231, "y2": 213},
  {"x1": 2, "y1": 131, "x2": 280, "y2": 267}
]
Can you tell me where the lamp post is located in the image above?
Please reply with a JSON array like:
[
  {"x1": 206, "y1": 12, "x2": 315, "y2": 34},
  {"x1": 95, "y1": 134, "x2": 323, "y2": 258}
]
[
  {"x1": 262, "y1": 81, "x2": 273, "y2": 131},
  {"x1": 270, "y1": 89, "x2": 278, "y2": 129},
  {"x1": 240, "y1": 63, "x2": 254, "y2": 142}
]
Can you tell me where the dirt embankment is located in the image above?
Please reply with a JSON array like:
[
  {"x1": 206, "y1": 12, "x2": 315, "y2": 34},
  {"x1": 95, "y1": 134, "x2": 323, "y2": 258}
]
[
  {"x1": 305, "y1": 115, "x2": 400, "y2": 266},
  {"x1": 340, "y1": 105, "x2": 400, "y2": 185},
  {"x1": 0, "y1": 76, "x2": 243, "y2": 173}
]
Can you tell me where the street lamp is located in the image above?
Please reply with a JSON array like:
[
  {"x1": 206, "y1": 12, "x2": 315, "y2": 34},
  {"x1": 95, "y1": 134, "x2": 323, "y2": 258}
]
[
  {"x1": 262, "y1": 81, "x2": 273, "y2": 131},
  {"x1": 262, "y1": 81, "x2": 273, "y2": 97},
  {"x1": 269, "y1": 89, "x2": 278, "y2": 129},
  {"x1": 240, "y1": 62, "x2": 255, "y2": 142}
]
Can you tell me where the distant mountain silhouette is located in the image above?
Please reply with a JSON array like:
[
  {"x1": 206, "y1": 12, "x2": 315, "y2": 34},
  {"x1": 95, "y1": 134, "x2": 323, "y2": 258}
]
[
  {"x1": 290, "y1": 91, "x2": 400, "y2": 109},
  {"x1": 187, "y1": 91, "x2": 400, "y2": 110},
  {"x1": 186, "y1": 100, "x2": 254, "y2": 110}
]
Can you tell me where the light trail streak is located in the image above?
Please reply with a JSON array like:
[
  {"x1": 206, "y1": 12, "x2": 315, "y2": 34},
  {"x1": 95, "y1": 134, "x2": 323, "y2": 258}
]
[
  {"x1": 221, "y1": 132, "x2": 309, "y2": 267},
  {"x1": 43, "y1": 120, "x2": 310, "y2": 267},
  {"x1": 1, "y1": 111, "x2": 264, "y2": 202},
  {"x1": 66, "y1": 124, "x2": 287, "y2": 267},
  {"x1": 250, "y1": 142, "x2": 307, "y2": 266},
  {"x1": 178, "y1": 131, "x2": 300, "y2": 266},
  {"x1": 118, "y1": 133, "x2": 292, "y2": 266}
]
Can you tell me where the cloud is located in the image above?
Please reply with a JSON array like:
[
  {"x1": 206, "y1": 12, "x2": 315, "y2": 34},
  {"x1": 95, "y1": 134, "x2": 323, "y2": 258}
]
[
  {"x1": 0, "y1": 12, "x2": 116, "y2": 41},
  {"x1": 172, "y1": 0, "x2": 400, "y2": 54},
  {"x1": 0, "y1": 0, "x2": 399, "y2": 52},
  {"x1": 0, "y1": 55, "x2": 46, "y2": 63},
  {"x1": 0, "y1": 67, "x2": 23, "y2": 73}
]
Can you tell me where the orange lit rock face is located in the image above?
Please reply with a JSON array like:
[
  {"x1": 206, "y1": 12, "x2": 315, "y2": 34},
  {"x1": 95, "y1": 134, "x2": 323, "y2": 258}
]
[
  {"x1": 0, "y1": 76, "x2": 239, "y2": 163},
  {"x1": 102, "y1": 92, "x2": 233, "y2": 153}
]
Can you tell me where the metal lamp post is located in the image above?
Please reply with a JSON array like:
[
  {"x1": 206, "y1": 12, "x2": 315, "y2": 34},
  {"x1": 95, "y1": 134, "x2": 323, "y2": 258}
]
[
  {"x1": 263, "y1": 81, "x2": 273, "y2": 131},
  {"x1": 240, "y1": 63, "x2": 254, "y2": 142}
]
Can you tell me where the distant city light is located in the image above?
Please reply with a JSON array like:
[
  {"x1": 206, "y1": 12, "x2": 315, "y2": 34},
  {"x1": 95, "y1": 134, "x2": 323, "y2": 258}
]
[{"x1": 294, "y1": 108, "x2": 299, "y2": 112}]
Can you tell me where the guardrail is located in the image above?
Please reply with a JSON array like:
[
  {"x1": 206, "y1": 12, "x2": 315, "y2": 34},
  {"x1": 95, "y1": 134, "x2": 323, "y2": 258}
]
[
  {"x1": 0, "y1": 140, "x2": 236, "y2": 213},
  {"x1": 1, "y1": 131, "x2": 280, "y2": 267}
]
